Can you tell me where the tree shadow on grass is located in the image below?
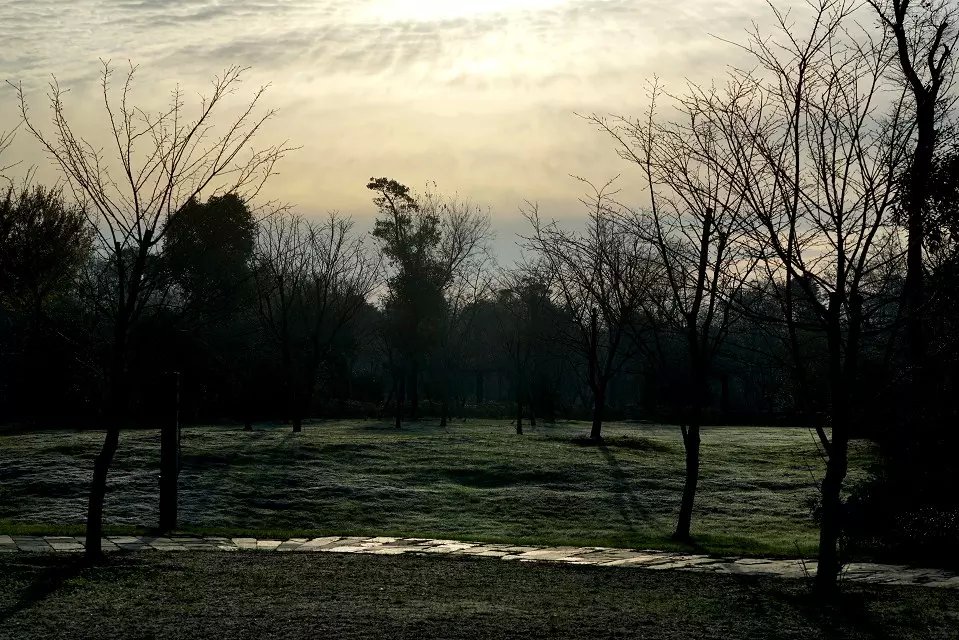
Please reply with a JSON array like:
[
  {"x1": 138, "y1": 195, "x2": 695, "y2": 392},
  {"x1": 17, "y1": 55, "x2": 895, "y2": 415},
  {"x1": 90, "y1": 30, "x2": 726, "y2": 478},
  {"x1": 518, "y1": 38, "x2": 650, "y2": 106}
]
[
  {"x1": 766, "y1": 583, "x2": 899, "y2": 640},
  {"x1": 712, "y1": 576, "x2": 901, "y2": 640},
  {"x1": 598, "y1": 445, "x2": 652, "y2": 535},
  {"x1": 0, "y1": 556, "x2": 87, "y2": 625},
  {"x1": 559, "y1": 434, "x2": 675, "y2": 453}
]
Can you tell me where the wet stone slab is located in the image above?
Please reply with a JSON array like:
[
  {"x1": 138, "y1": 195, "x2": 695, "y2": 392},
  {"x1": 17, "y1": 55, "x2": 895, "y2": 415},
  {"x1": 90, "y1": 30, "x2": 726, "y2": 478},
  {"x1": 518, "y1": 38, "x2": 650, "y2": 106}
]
[
  {"x1": 509, "y1": 547, "x2": 592, "y2": 561},
  {"x1": 1, "y1": 534, "x2": 955, "y2": 589},
  {"x1": 294, "y1": 537, "x2": 343, "y2": 551}
]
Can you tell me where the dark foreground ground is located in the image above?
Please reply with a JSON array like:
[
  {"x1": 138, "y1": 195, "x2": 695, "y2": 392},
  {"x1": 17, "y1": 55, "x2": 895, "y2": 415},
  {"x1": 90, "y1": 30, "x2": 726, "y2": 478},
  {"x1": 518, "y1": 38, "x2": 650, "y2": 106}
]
[{"x1": 2, "y1": 553, "x2": 957, "y2": 640}]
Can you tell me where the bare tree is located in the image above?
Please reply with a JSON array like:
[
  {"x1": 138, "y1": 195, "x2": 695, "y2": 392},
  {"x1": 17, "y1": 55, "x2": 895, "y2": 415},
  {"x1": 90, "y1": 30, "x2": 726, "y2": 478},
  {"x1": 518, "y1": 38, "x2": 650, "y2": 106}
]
[
  {"x1": 495, "y1": 265, "x2": 555, "y2": 434},
  {"x1": 253, "y1": 212, "x2": 378, "y2": 432},
  {"x1": 690, "y1": 0, "x2": 910, "y2": 591},
  {"x1": 12, "y1": 61, "x2": 291, "y2": 558},
  {"x1": 0, "y1": 128, "x2": 16, "y2": 178},
  {"x1": 436, "y1": 253, "x2": 492, "y2": 427},
  {"x1": 429, "y1": 192, "x2": 494, "y2": 426},
  {"x1": 253, "y1": 213, "x2": 309, "y2": 429},
  {"x1": 868, "y1": 0, "x2": 958, "y2": 371},
  {"x1": 586, "y1": 79, "x2": 758, "y2": 540},
  {"x1": 523, "y1": 179, "x2": 657, "y2": 441}
]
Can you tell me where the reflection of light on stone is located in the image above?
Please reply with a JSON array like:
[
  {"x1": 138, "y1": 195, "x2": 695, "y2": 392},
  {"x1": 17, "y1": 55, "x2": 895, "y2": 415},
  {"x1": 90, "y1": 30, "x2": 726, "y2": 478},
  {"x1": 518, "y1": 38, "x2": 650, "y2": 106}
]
[{"x1": 361, "y1": 0, "x2": 569, "y2": 22}]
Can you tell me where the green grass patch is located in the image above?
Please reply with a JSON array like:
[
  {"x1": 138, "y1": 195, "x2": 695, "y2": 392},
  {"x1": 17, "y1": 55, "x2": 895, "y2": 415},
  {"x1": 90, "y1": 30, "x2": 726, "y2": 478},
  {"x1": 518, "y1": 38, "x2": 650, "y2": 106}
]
[{"x1": 0, "y1": 420, "x2": 877, "y2": 558}]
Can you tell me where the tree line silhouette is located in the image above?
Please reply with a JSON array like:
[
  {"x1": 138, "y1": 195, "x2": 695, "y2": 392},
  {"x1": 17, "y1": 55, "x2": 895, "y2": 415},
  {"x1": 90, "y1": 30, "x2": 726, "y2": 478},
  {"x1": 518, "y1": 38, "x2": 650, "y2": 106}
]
[{"x1": 1, "y1": 0, "x2": 957, "y2": 594}]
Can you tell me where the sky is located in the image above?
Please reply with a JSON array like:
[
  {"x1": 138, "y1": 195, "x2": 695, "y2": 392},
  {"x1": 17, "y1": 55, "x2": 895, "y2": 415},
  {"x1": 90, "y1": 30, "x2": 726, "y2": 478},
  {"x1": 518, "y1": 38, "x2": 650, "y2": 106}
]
[{"x1": 0, "y1": 0, "x2": 770, "y2": 262}]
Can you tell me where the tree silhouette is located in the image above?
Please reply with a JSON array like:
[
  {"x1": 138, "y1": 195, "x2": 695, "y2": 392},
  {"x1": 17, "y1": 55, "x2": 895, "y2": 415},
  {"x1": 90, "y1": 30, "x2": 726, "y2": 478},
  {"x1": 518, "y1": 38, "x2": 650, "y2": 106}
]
[
  {"x1": 254, "y1": 212, "x2": 377, "y2": 432},
  {"x1": 369, "y1": 178, "x2": 490, "y2": 427},
  {"x1": 13, "y1": 61, "x2": 290, "y2": 558},
  {"x1": 587, "y1": 79, "x2": 757, "y2": 541},
  {"x1": 523, "y1": 179, "x2": 656, "y2": 441}
]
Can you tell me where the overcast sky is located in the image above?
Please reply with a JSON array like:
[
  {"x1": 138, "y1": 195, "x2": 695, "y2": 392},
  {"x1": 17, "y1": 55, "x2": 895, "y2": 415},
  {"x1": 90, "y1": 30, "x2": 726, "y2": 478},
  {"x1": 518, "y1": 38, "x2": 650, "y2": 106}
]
[{"x1": 0, "y1": 0, "x2": 770, "y2": 262}]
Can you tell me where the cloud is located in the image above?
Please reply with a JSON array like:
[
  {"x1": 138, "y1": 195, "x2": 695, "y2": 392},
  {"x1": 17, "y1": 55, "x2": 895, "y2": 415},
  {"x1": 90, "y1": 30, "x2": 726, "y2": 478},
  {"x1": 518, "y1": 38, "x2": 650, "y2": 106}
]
[{"x1": 0, "y1": 0, "x2": 777, "y2": 259}]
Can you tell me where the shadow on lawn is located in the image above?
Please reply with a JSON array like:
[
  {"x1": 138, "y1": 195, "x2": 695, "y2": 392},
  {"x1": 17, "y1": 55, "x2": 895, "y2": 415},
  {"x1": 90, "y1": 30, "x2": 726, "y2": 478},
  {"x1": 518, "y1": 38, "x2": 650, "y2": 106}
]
[
  {"x1": 560, "y1": 434, "x2": 675, "y2": 453},
  {"x1": 599, "y1": 445, "x2": 652, "y2": 535},
  {"x1": 0, "y1": 555, "x2": 152, "y2": 626},
  {"x1": 765, "y1": 583, "x2": 900, "y2": 640},
  {"x1": 0, "y1": 556, "x2": 87, "y2": 624}
]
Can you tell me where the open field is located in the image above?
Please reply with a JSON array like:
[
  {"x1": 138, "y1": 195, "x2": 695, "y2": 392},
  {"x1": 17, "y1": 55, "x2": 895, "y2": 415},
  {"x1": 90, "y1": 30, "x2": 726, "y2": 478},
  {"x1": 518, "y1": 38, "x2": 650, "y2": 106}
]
[
  {"x1": 0, "y1": 421, "x2": 876, "y2": 558},
  {"x1": 2, "y1": 552, "x2": 957, "y2": 640}
]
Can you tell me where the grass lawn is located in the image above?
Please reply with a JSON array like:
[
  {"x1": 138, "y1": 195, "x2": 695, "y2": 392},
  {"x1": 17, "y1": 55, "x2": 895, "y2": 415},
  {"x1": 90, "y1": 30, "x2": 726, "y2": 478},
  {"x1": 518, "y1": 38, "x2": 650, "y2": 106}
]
[
  {"x1": 2, "y1": 552, "x2": 957, "y2": 640},
  {"x1": 0, "y1": 420, "x2": 876, "y2": 558}
]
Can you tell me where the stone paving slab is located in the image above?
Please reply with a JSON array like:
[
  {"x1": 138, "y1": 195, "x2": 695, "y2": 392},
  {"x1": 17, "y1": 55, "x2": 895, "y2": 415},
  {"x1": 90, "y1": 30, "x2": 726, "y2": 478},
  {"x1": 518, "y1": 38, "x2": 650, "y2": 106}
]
[{"x1": 3, "y1": 534, "x2": 956, "y2": 589}]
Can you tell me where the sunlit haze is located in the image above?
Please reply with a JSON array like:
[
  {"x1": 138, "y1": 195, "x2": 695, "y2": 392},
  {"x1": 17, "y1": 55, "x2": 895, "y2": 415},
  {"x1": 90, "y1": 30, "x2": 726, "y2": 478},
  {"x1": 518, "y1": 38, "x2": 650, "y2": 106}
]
[{"x1": 1, "y1": 0, "x2": 765, "y2": 261}]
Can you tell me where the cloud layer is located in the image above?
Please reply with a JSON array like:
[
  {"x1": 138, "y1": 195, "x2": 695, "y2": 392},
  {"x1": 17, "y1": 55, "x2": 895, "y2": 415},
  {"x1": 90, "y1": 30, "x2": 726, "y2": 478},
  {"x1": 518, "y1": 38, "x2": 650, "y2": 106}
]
[{"x1": 0, "y1": 0, "x2": 769, "y2": 261}]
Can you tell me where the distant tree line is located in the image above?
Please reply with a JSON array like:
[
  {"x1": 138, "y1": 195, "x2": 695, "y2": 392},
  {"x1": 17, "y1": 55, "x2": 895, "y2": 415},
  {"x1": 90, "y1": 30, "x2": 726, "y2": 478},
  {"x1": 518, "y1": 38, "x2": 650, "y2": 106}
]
[{"x1": 1, "y1": 0, "x2": 957, "y2": 593}]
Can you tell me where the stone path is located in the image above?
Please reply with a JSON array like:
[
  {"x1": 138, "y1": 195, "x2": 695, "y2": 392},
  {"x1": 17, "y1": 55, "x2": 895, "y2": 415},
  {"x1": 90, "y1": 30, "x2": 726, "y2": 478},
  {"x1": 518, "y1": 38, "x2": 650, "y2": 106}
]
[{"x1": 2, "y1": 534, "x2": 957, "y2": 588}]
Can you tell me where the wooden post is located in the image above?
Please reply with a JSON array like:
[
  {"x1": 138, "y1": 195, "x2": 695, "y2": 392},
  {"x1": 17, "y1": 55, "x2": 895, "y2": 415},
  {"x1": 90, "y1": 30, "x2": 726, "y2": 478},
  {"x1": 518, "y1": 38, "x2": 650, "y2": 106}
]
[{"x1": 159, "y1": 371, "x2": 180, "y2": 531}]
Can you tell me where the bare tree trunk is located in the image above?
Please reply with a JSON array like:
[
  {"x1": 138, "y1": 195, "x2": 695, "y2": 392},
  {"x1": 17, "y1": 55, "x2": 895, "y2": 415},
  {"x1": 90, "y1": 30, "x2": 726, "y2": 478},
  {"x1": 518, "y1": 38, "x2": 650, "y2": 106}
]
[
  {"x1": 85, "y1": 332, "x2": 126, "y2": 560},
  {"x1": 281, "y1": 342, "x2": 300, "y2": 433},
  {"x1": 296, "y1": 385, "x2": 313, "y2": 433},
  {"x1": 903, "y1": 99, "x2": 934, "y2": 418},
  {"x1": 590, "y1": 384, "x2": 605, "y2": 441},
  {"x1": 528, "y1": 391, "x2": 537, "y2": 428},
  {"x1": 85, "y1": 426, "x2": 119, "y2": 559},
  {"x1": 675, "y1": 422, "x2": 701, "y2": 541},
  {"x1": 440, "y1": 366, "x2": 450, "y2": 427},
  {"x1": 816, "y1": 430, "x2": 848, "y2": 593},
  {"x1": 409, "y1": 360, "x2": 419, "y2": 421},
  {"x1": 815, "y1": 298, "x2": 854, "y2": 593},
  {"x1": 516, "y1": 389, "x2": 524, "y2": 435},
  {"x1": 903, "y1": 95, "x2": 936, "y2": 376},
  {"x1": 395, "y1": 370, "x2": 405, "y2": 429},
  {"x1": 159, "y1": 371, "x2": 180, "y2": 532},
  {"x1": 588, "y1": 307, "x2": 604, "y2": 441},
  {"x1": 291, "y1": 396, "x2": 302, "y2": 433},
  {"x1": 676, "y1": 340, "x2": 707, "y2": 540}
]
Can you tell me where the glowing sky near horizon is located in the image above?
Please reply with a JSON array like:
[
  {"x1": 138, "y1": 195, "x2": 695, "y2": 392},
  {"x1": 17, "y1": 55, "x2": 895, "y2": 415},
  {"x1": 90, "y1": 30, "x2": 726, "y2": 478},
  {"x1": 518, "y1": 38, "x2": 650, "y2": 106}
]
[{"x1": 0, "y1": 0, "x2": 770, "y2": 261}]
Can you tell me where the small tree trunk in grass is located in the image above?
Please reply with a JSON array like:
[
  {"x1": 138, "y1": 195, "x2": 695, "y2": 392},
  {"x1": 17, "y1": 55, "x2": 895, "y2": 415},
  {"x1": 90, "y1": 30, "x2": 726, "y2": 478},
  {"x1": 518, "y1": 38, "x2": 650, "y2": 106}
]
[
  {"x1": 395, "y1": 373, "x2": 405, "y2": 429},
  {"x1": 815, "y1": 435, "x2": 848, "y2": 594},
  {"x1": 159, "y1": 372, "x2": 180, "y2": 532},
  {"x1": 242, "y1": 374, "x2": 253, "y2": 431},
  {"x1": 815, "y1": 304, "x2": 852, "y2": 594},
  {"x1": 589, "y1": 385, "x2": 605, "y2": 441},
  {"x1": 675, "y1": 423, "x2": 701, "y2": 541},
  {"x1": 291, "y1": 372, "x2": 302, "y2": 433},
  {"x1": 295, "y1": 377, "x2": 314, "y2": 434},
  {"x1": 588, "y1": 308, "x2": 603, "y2": 441},
  {"x1": 85, "y1": 425, "x2": 119, "y2": 559},
  {"x1": 529, "y1": 396, "x2": 537, "y2": 428},
  {"x1": 676, "y1": 349, "x2": 706, "y2": 541},
  {"x1": 440, "y1": 373, "x2": 449, "y2": 427},
  {"x1": 86, "y1": 329, "x2": 126, "y2": 560},
  {"x1": 409, "y1": 360, "x2": 419, "y2": 421},
  {"x1": 516, "y1": 395, "x2": 524, "y2": 435}
]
